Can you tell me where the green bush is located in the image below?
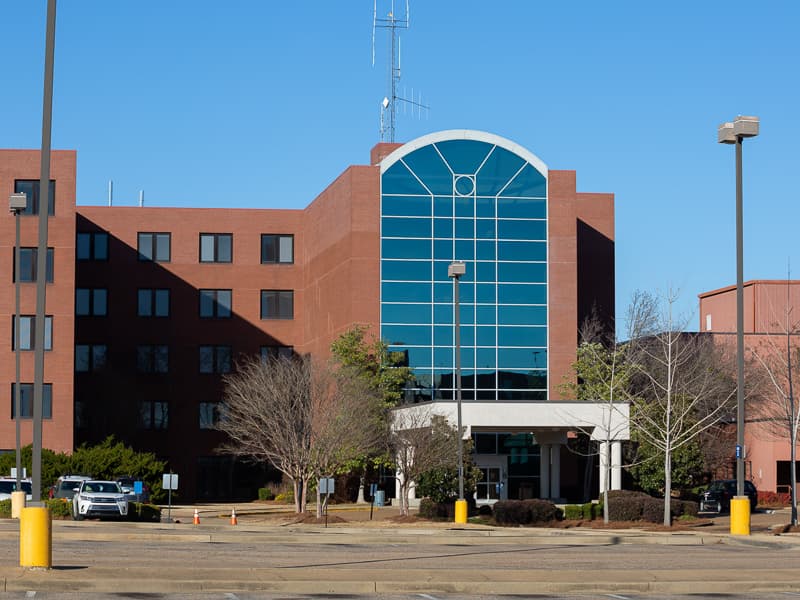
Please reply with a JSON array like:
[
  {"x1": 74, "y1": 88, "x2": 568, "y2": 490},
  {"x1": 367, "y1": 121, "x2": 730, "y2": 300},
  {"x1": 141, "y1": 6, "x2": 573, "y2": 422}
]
[
  {"x1": 493, "y1": 499, "x2": 561, "y2": 526},
  {"x1": 0, "y1": 500, "x2": 10, "y2": 518},
  {"x1": 258, "y1": 487, "x2": 276, "y2": 501},
  {"x1": 46, "y1": 499, "x2": 72, "y2": 519},
  {"x1": 275, "y1": 489, "x2": 295, "y2": 504},
  {"x1": 563, "y1": 504, "x2": 583, "y2": 520},
  {"x1": 582, "y1": 502, "x2": 597, "y2": 520},
  {"x1": 127, "y1": 502, "x2": 161, "y2": 522},
  {"x1": 418, "y1": 498, "x2": 478, "y2": 520},
  {"x1": 607, "y1": 490, "x2": 650, "y2": 521}
]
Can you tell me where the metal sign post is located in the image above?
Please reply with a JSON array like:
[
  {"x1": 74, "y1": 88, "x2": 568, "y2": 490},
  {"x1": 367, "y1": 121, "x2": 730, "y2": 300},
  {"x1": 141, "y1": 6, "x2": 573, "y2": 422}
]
[
  {"x1": 162, "y1": 472, "x2": 178, "y2": 522},
  {"x1": 319, "y1": 478, "x2": 334, "y2": 528}
]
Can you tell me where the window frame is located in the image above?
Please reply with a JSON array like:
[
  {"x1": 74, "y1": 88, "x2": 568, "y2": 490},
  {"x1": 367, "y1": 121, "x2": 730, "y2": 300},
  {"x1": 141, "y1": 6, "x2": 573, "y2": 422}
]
[
  {"x1": 75, "y1": 343, "x2": 108, "y2": 373},
  {"x1": 199, "y1": 345, "x2": 232, "y2": 374},
  {"x1": 260, "y1": 290, "x2": 294, "y2": 320},
  {"x1": 199, "y1": 233, "x2": 233, "y2": 263},
  {"x1": 260, "y1": 345, "x2": 294, "y2": 362},
  {"x1": 12, "y1": 315, "x2": 53, "y2": 351},
  {"x1": 137, "y1": 288, "x2": 170, "y2": 317},
  {"x1": 136, "y1": 345, "x2": 169, "y2": 374},
  {"x1": 14, "y1": 247, "x2": 54, "y2": 283},
  {"x1": 137, "y1": 232, "x2": 171, "y2": 262},
  {"x1": 261, "y1": 234, "x2": 294, "y2": 264},
  {"x1": 76, "y1": 232, "x2": 109, "y2": 261},
  {"x1": 76, "y1": 288, "x2": 108, "y2": 317},
  {"x1": 199, "y1": 289, "x2": 232, "y2": 318},
  {"x1": 199, "y1": 402, "x2": 221, "y2": 429},
  {"x1": 10, "y1": 383, "x2": 53, "y2": 419},
  {"x1": 14, "y1": 180, "x2": 55, "y2": 216},
  {"x1": 138, "y1": 400, "x2": 169, "y2": 430}
]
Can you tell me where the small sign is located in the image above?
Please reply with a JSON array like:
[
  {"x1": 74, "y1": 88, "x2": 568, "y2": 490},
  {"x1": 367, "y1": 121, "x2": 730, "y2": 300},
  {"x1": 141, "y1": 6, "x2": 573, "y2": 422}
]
[
  {"x1": 735, "y1": 445, "x2": 742, "y2": 459},
  {"x1": 369, "y1": 483, "x2": 378, "y2": 496},
  {"x1": 319, "y1": 477, "x2": 334, "y2": 495},
  {"x1": 133, "y1": 481, "x2": 144, "y2": 495},
  {"x1": 163, "y1": 473, "x2": 179, "y2": 490}
]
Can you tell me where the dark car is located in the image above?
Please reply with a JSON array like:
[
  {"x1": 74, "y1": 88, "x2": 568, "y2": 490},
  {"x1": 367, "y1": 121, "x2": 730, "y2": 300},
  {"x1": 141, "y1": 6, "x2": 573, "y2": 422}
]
[
  {"x1": 700, "y1": 479, "x2": 758, "y2": 513},
  {"x1": 115, "y1": 476, "x2": 150, "y2": 503}
]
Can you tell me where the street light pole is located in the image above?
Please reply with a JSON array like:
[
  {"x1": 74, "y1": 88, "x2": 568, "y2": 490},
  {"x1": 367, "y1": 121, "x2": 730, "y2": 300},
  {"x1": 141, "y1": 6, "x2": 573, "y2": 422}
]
[
  {"x1": 718, "y1": 115, "x2": 759, "y2": 534},
  {"x1": 448, "y1": 261, "x2": 466, "y2": 523},
  {"x1": 10, "y1": 193, "x2": 28, "y2": 489}
]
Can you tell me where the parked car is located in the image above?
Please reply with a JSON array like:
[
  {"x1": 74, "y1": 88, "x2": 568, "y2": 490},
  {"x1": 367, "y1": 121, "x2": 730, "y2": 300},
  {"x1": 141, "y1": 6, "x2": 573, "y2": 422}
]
[
  {"x1": 700, "y1": 479, "x2": 758, "y2": 513},
  {"x1": 51, "y1": 475, "x2": 92, "y2": 501},
  {"x1": 0, "y1": 478, "x2": 32, "y2": 501},
  {"x1": 72, "y1": 480, "x2": 129, "y2": 520},
  {"x1": 115, "y1": 476, "x2": 150, "y2": 503}
]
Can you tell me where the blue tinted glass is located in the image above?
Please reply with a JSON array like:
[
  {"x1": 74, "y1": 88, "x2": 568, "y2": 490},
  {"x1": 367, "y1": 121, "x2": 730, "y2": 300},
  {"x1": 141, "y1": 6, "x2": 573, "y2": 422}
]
[
  {"x1": 434, "y1": 325, "x2": 452, "y2": 346},
  {"x1": 498, "y1": 241, "x2": 547, "y2": 262},
  {"x1": 413, "y1": 370, "x2": 433, "y2": 387},
  {"x1": 498, "y1": 348, "x2": 546, "y2": 368},
  {"x1": 476, "y1": 197, "x2": 495, "y2": 217},
  {"x1": 454, "y1": 240, "x2": 474, "y2": 261},
  {"x1": 382, "y1": 238, "x2": 431, "y2": 259},
  {"x1": 433, "y1": 369, "x2": 454, "y2": 387},
  {"x1": 501, "y1": 164, "x2": 547, "y2": 197},
  {"x1": 498, "y1": 284, "x2": 547, "y2": 304},
  {"x1": 497, "y1": 198, "x2": 546, "y2": 219},
  {"x1": 476, "y1": 305, "x2": 495, "y2": 324},
  {"x1": 498, "y1": 305, "x2": 547, "y2": 325},
  {"x1": 382, "y1": 282, "x2": 431, "y2": 302},
  {"x1": 434, "y1": 346, "x2": 452, "y2": 367},
  {"x1": 476, "y1": 219, "x2": 495, "y2": 239},
  {"x1": 433, "y1": 239, "x2": 453, "y2": 260},
  {"x1": 497, "y1": 219, "x2": 546, "y2": 241},
  {"x1": 498, "y1": 262, "x2": 546, "y2": 283},
  {"x1": 434, "y1": 196, "x2": 452, "y2": 216},
  {"x1": 382, "y1": 325, "x2": 431, "y2": 346},
  {"x1": 476, "y1": 326, "x2": 496, "y2": 346},
  {"x1": 433, "y1": 283, "x2": 452, "y2": 302},
  {"x1": 435, "y1": 140, "x2": 493, "y2": 174},
  {"x1": 476, "y1": 348, "x2": 496, "y2": 369},
  {"x1": 476, "y1": 370, "x2": 498, "y2": 389},
  {"x1": 499, "y1": 326, "x2": 546, "y2": 347},
  {"x1": 459, "y1": 303, "x2": 475, "y2": 325},
  {"x1": 383, "y1": 161, "x2": 429, "y2": 195},
  {"x1": 433, "y1": 218, "x2": 453, "y2": 238},
  {"x1": 382, "y1": 195, "x2": 432, "y2": 217},
  {"x1": 461, "y1": 353, "x2": 476, "y2": 369},
  {"x1": 476, "y1": 241, "x2": 495, "y2": 260},
  {"x1": 476, "y1": 284, "x2": 496, "y2": 303},
  {"x1": 475, "y1": 261, "x2": 495, "y2": 282},
  {"x1": 433, "y1": 303, "x2": 452, "y2": 324},
  {"x1": 475, "y1": 146, "x2": 527, "y2": 196},
  {"x1": 455, "y1": 195, "x2": 473, "y2": 217},
  {"x1": 455, "y1": 219, "x2": 473, "y2": 239},
  {"x1": 382, "y1": 260, "x2": 430, "y2": 281},
  {"x1": 402, "y1": 145, "x2": 453, "y2": 195},
  {"x1": 388, "y1": 346, "x2": 432, "y2": 367},
  {"x1": 498, "y1": 370, "x2": 547, "y2": 390},
  {"x1": 459, "y1": 327, "x2": 475, "y2": 347},
  {"x1": 382, "y1": 303, "x2": 431, "y2": 324},
  {"x1": 383, "y1": 217, "x2": 431, "y2": 238},
  {"x1": 531, "y1": 352, "x2": 547, "y2": 368}
]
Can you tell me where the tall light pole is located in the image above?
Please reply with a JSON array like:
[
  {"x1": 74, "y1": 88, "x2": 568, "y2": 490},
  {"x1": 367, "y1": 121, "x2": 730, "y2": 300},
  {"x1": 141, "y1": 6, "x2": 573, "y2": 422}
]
[
  {"x1": 10, "y1": 192, "x2": 28, "y2": 489},
  {"x1": 718, "y1": 115, "x2": 759, "y2": 534},
  {"x1": 448, "y1": 260, "x2": 467, "y2": 523}
]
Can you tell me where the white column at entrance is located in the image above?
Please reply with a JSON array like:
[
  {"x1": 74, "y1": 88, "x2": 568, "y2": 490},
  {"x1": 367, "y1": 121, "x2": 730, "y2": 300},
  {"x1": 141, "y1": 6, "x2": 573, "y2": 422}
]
[
  {"x1": 550, "y1": 443, "x2": 561, "y2": 500},
  {"x1": 598, "y1": 441, "x2": 609, "y2": 494},
  {"x1": 611, "y1": 441, "x2": 622, "y2": 490},
  {"x1": 539, "y1": 444, "x2": 551, "y2": 499}
]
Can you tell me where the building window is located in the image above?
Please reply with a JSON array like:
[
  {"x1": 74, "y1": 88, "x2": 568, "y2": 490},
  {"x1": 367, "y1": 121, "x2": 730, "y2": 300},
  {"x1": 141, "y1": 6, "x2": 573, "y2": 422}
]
[
  {"x1": 138, "y1": 289, "x2": 170, "y2": 317},
  {"x1": 260, "y1": 345, "x2": 294, "y2": 361},
  {"x1": 75, "y1": 344, "x2": 107, "y2": 372},
  {"x1": 10, "y1": 383, "x2": 52, "y2": 419},
  {"x1": 261, "y1": 234, "x2": 293, "y2": 264},
  {"x1": 138, "y1": 232, "x2": 171, "y2": 262},
  {"x1": 12, "y1": 315, "x2": 52, "y2": 351},
  {"x1": 14, "y1": 180, "x2": 55, "y2": 216},
  {"x1": 76, "y1": 288, "x2": 107, "y2": 316},
  {"x1": 199, "y1": 289, "x2": 232, "y2": 318},
  {"x1": 199, "y1": 345, "x2": 232, "y2": 373},
  {"x1": 137, "y1": 345, "x2": 169, "y2": 373},
  {"x1": 76, "y1": 232, "x2": 108, "y2": 261},
  {"x1": 260, "y1": 290, "x2": 293, "y2": 320},
  {"x1": 199, "y1": 402, "x2": 221, "y2": 429},
  {"x1": 199, "y1": 233, "x2": 232, "y2": 263},
  {"x1": 138, "y1": 400, "x2": 168, "y2": 430},
  {"x1": 14, "y1": 248, "x2": 54, "y2": 283}
]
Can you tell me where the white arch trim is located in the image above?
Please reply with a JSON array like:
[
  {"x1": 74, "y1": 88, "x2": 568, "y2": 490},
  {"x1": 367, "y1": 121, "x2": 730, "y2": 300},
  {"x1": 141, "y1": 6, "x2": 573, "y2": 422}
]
[{"x1": 379, "y1": 129, "x2": 549, "y2": 177}]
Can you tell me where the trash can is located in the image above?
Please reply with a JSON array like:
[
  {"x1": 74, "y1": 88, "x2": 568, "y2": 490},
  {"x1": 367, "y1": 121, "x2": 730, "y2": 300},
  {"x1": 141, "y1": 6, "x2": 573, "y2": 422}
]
[{"x1": 374, "y1": 490, "x2": 385, "y2": 507}]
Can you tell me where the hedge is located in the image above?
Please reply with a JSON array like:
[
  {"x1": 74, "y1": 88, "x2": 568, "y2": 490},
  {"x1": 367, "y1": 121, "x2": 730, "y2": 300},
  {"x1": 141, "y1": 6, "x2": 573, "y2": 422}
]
[
  {"x1": 493, "y1": 499, "x2": 561, "y2": 526},
  {"x1": 418, "y1": 498, "x2": 478, "y2": 520},
  {"x1": 607, "y1": 489, "x2": 698, "y2": 523}
]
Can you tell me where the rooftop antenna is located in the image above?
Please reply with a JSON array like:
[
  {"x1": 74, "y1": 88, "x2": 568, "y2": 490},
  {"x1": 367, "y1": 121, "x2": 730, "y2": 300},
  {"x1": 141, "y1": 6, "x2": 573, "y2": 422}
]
[
  {"x1": 373, "y1": 0, "x2": 428, "y2": 142},
  {"x1": 108, "y1": 180, "x2": 113, "y2": 207},
  {"x1": 139, "y1": 190, "x2": 144, "y2": 207}
]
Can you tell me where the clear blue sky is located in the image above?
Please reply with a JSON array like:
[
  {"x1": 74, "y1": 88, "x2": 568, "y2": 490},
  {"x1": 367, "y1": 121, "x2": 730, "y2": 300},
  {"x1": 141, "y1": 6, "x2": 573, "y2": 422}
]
[{"x1": 2, "y1": 1, "x2": 799, "y2": 330}]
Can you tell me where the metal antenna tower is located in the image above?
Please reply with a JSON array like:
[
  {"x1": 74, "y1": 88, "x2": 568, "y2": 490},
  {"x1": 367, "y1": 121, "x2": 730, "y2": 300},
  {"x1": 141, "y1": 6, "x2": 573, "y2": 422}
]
[{"x1": 373, "y1": 0, "x2": 428, "y2": 142}]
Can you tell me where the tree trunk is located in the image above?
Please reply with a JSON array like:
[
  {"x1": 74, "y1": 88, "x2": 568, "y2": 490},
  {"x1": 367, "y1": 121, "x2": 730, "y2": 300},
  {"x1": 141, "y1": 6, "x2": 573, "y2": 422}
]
[
  {"x1": 663, "y1": 449, "x2": 672, "y2": 527},
  {"x1": 791, "y1": 422, "x2": 798, "y2": 526},
  {"x1": 293, "y1": 479, "x2": 301, "y2": 513},
  {"x1": 603, "y1": 443, "x2": 610, "y2": 524},
  {"x1": 315, "y1": 487, "x2": 322, "y2": 518}
]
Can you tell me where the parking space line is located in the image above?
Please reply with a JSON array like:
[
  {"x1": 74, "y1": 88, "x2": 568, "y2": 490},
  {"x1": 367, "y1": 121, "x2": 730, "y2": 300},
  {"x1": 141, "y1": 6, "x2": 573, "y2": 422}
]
[{"x1": 604, "y1": 595, "x2": 631, "y2": 600}]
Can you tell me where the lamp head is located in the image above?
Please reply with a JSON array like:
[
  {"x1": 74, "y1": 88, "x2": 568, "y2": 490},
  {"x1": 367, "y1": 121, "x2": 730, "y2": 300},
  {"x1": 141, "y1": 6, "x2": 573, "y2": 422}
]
[
  {"x1": 448, "y1": 261, "x2": 466, "y2": 279},
  {"x1": 718, "y1": 122, "x2": 736, "y2": 144},
  {"x1": 733, "y1": 115, "x2": 759, "y2": 138},
  {"x1": 9, "y1": 192, "x2": 27, "y2": 213}
]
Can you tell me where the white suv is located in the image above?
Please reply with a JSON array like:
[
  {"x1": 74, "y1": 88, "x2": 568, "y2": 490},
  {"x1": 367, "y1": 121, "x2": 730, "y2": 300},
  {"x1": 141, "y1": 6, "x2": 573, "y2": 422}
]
[{"x1": 72, "y1": 480, "x2": 129, "y2": 520}]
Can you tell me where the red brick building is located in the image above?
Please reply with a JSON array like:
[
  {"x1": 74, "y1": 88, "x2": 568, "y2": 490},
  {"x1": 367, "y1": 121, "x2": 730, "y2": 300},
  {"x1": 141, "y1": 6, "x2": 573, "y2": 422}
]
[{"x1": 2, "y1": 131, "x2": 624, "y2": 502}]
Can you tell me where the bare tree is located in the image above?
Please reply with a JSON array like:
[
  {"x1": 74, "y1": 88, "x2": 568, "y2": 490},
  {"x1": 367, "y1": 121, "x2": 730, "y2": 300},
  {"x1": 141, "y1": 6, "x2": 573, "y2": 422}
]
[
  {"x1": 390, "y1": 410, "x2": 460, "y2": 516},
  {"x1": 217, "y1": 355, "x2": 386, "y2": 513},
  {"x1": 747, "y1": 287, "x2": 800, "y2": 526},
  {"x1": 626, "y1": 289, "x2": 737, "y2": 526}
]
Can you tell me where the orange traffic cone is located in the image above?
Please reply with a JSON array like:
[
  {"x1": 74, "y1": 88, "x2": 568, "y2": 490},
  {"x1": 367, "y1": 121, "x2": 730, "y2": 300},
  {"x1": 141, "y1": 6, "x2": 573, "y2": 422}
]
[
  {"x1": 230, "y1": 507, "x2": 238, "y2": 526},
  {"x1": 193, "y1": 509, "x2": 200, "y2": 525}
]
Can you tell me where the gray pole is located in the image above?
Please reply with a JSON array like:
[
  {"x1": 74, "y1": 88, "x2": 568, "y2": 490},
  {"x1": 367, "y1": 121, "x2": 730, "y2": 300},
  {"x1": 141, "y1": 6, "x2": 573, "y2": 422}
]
[
  {"x1": 32, "y1": 0, "x2": 57, "y2": 504},
  {"x1": 735, "y1": 135, "x2": 745, "y2": 499},
  {"x1": 14, "y1": 210, "x2": 22, "y2": 487},
  {"x1": 454, "y1": 275, "x2": 464, "y2": 501}
]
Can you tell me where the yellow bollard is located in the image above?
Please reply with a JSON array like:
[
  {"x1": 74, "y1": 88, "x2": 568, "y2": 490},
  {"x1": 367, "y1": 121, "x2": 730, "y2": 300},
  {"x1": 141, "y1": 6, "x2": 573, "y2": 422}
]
[
  {"x1": 730, "y1": 497, "x2": 751, "y2": 536},
  {"x1": 11, "y1": 491, "x2": 26, "y2": 519},
  {"x1": 454, "y1": 499, "x2": 468, "y2": 524},
  {"x1": 19, "y1": 506, "x2": 52, "y2": 569}
]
